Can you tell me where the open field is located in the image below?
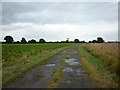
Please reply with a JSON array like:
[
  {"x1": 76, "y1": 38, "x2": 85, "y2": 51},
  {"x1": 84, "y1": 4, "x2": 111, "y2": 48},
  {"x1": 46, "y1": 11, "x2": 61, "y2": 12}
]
[
  {"x1": 79, "y1": 43, "x2": 119, "y2": 88},
  {"x1": 3, "y1": 44, "x2": 93, "y2": 88},
  {"x1": 2, "y1": 43, "x2": 119, "y2": 88},
  {"x1": 2, "y1": 44, "x2": 72, "y2": 67},
  {"x1": 2, "y1": 43, "x2": 72, "y2": 86}
]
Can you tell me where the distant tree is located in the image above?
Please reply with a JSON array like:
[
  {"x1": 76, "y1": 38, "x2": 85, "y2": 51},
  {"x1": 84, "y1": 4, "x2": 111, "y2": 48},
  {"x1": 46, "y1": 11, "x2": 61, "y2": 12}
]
[
  {"x1": 69, "y1": 41, "x2": 74, "y2": 43},
  {"x1": 89, "y1": 41, "x2": 92, "y2": 43},
  {"x1": 74, "y1": 39, "x2": 79, "y2": 43},
  {"x1": 28, "y1": 39, "x2": 36, "y2": 43},
  {"x1": 92, "y1": 40, "x2": 97, "y2": 43},
  {"x1": 80, "y1": 41, "x2": 86, "y2": 43},
  {"x1": 56, "y1": 41, "x2": 59, "y2": 43},
  {"x1": 66, "y1": 40, "x2": 69, "y2": 43},
  {"x1": 97, "y1": 37, "x2": 104, "y2": 43},
  {"x1": 4, "y1": 35, "x2": 14, "y2": 43},
  {"x1": 39, "y1": 38, "x2": 46, "y2": 43},
  {"x1": 66, "y1": 38, "x2": 69, "y2": 43},
  {"x1": 61, "y1": 41, "x2": 66, "y2": 43},
  {"x1": 83, "y1": 41, "x2": 86, "y2": 43},
  {"x1": 21, "y1": 37, "x2": 27, "y2": 43},
  {"x1": 49, "y1": 41, "x2": 53, "y2": 43},
  {"x1": 16, "y1": 41, "x2": 20, "y2": 43}
]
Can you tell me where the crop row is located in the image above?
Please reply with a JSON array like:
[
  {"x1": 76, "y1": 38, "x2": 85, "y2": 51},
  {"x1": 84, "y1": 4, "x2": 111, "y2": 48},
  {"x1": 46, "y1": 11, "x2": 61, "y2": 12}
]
[{"x1": 2, "y1": 44, "x2": 71, "y2": 67}]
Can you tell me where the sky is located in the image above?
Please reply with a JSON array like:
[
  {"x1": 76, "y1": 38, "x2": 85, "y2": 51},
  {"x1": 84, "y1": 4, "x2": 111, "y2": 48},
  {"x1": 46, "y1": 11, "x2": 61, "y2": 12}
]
[{"x1": 1, "y1": 1, "x2": 118, "y2": 42}]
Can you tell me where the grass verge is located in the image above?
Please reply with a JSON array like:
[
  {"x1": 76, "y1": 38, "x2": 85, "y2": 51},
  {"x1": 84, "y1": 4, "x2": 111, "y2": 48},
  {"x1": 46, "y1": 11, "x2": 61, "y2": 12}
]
[
  {"x1": 3, "y1": 46, "x2": 69, "y2": 87},
  {"x1": 79, "y1": 46, "x2": 119, "y2": 88},
  {"x1": 48, "y1": 60, "x2": 67, "y2": 88}
]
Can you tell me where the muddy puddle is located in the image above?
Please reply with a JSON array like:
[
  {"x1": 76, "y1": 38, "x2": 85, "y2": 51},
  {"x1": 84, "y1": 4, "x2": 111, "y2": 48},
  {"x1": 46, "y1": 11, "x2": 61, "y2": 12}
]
[
  {"x1": 57, "y1": 45, "x2": 93, "y2": 88},
  {"x1": 62, "y1": 67, "x2": 73, "y2": 72},
  {"x1": 62, "y1": 67, "x2": 85, "y2": 76},
  {"x1": 45, "y1": 64, "x2": 56, "y2": 67},
  {"x1": 61, "y1": 51, "x2": 66, "y2": 54},
  {"x1": 64, "y1": 58, "x2": 79, "y2": 66},
  {"x1": 74, "y1": 52, "x2": 78, "y2": 53}
]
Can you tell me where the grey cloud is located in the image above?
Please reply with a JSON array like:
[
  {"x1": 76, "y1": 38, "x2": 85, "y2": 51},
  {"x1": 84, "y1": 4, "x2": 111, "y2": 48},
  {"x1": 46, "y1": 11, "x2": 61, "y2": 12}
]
[
  {"x1": 2, "y1": 2, "x2": 118, "y2": 25},
  {"x1": 2, "y1": 22, "x2": 117, "y2": 41},
  {"x1": 1, "y1": 2, "x2": 118, "y2": 42}
]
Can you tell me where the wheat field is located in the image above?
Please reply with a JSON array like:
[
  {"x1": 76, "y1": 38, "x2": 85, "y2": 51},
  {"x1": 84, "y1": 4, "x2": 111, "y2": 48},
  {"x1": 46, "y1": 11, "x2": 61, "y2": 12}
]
[{"x1": 82, "y1": 43, "x2": 119, "y2": 74}]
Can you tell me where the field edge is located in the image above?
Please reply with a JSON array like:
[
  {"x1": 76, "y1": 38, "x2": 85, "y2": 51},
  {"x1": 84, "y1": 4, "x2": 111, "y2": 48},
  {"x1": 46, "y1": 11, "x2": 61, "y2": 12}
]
[
  {"x1": 2, "y1": 46, "x2": 70, "y2": 87},
  {"x1": 78, "y1": 45, "x2": 119, "y2": 88}
]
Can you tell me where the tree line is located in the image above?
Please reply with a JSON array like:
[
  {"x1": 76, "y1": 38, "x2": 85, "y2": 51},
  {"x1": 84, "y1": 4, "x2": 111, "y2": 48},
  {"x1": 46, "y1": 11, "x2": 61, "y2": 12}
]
[
  {"x1": 3, "y1": 35, "x2": 105, "y2": 44},
  {"x1": 3, "y1": 36, "x2": 46, "y2": 43}
]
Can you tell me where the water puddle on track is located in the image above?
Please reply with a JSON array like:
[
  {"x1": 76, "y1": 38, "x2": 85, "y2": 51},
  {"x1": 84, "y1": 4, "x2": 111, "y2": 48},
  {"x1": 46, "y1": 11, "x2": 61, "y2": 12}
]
[
  {"x1": 64, "y1": 58, "x2": 79, "y2": 66},
  {"x1": 74, "y1": 52, "x2": 78, "y2": 54},
  {"x1": 62, "y1": 67, "x2": 73, "y2": 72},
  {"x1": 45, "y1": 64, "x2": 56, "y2": 67}
]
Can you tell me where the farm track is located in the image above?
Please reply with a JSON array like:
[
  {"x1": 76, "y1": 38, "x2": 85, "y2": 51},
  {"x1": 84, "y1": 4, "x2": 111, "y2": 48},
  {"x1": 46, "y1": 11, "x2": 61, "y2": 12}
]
[{"x1": 5, "y1": 45, "x2": 93, "y2": 88}]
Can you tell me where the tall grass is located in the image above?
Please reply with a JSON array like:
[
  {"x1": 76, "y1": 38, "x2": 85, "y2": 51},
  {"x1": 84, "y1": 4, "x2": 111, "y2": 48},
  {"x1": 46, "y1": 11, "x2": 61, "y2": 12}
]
[
  {"x1": 82, "y1": 43, "x2": 119, "y2": 74},
  {"x1": 80, "y1": 43, "x2": 119, "y2": 88}
]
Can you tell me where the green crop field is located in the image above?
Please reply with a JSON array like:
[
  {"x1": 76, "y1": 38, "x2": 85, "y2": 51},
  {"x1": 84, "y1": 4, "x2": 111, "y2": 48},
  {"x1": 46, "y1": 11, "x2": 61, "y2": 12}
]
[
  {"x1": 2, "y1": 43, "x2": 72, "y2": 86},
  {"x1": 2, "y1": 44, "x2": 71, "y2": 67}
]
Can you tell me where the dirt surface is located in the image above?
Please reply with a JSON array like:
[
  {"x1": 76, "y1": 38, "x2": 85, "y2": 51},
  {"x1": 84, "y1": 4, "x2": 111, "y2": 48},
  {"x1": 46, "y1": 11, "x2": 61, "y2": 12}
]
[
  {"x1": 5, "y1": 45, "x2": 93, "y2": 88},
  {"x1": 57, "y1": 45, "x2": 93, "y2": 88}
]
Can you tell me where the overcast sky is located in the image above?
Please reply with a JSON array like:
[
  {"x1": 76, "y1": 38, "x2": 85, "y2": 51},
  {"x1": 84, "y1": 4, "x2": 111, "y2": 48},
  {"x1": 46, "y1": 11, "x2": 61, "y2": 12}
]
[{"x1": 1, "y1": 2, "x2": 118, "y2": 42}]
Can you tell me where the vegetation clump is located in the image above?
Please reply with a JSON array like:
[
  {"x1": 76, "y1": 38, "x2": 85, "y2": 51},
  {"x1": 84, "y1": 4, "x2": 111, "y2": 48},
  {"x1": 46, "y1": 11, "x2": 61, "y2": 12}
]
[
  {"x1": 79, "y1": 43, "x2": 119, "y2": 88},
  {"x1": 48, "y1": 60, "x2": 68, "y2": 88}
]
